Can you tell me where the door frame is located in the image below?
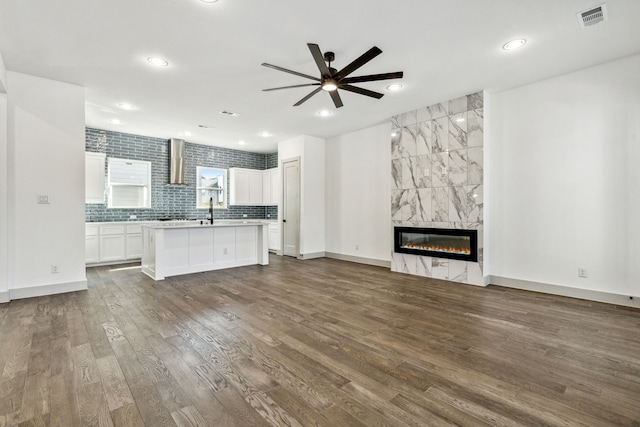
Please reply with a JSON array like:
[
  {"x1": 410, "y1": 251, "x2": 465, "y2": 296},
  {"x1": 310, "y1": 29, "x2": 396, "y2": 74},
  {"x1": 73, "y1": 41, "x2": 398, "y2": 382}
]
[{"x1": 280, "y1": 156, "x2": 300, "y2": 258}]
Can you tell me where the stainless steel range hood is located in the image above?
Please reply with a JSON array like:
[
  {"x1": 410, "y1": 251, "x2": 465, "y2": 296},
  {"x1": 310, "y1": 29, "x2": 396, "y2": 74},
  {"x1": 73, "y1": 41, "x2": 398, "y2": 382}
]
[{"x1": 169, "y1": 138, "x2": 187, "y2": 185}]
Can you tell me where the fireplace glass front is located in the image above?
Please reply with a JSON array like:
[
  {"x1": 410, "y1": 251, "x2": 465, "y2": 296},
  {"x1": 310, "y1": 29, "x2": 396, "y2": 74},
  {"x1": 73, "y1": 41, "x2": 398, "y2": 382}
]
[{"x1": 394, "y1": 227, "x2": 478, "y2": 262}]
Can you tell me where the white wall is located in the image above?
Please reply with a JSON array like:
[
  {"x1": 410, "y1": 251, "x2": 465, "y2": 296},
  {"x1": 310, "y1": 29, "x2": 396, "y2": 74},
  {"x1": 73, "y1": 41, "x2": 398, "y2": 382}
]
[
  {"x1": 6, "y1": 72, "x2": 87, "y2": 299},
  {"x1": 0, "y1": 57, "x2": 7, "y2": 301},
  {"x1": 278, "y1": 134, "x2": 325, "y2": 257},
  {"x1": 0, "y1": 52, "x2": 6, "y2": 93},
  {"x1": 487, "y1": 54, "x2": 640, "y2": 300},
  {"x1": 325, "y1": 122, "x2": 392, "y2": 264}
]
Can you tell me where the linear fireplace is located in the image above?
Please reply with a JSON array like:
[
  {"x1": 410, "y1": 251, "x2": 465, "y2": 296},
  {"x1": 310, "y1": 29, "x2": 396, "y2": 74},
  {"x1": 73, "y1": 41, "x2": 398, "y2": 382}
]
[{"x1": 394, "y1": 227, "x2": 478, "y2": 262}]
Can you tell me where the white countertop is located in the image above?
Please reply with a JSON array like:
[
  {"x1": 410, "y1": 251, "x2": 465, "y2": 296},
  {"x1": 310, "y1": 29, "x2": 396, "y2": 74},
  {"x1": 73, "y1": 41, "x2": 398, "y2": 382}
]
[
  {"x1": 142, "y1": 220, "x2": 270, "y2": 229},
  {"x1": 87, "y1": 219, "x2": 276, "y2": 226}
]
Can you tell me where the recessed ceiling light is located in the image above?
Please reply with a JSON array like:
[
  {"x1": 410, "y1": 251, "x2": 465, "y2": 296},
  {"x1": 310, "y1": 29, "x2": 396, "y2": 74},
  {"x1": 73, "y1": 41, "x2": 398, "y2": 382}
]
[
  {"x1": 147, "y1": 57, "x2": 169, "y2": 67},
  {"x1": 386, "y1": 83, "x2": 403, "y2": 92},
  {"x1": 259, "y1": 131, "x2": 272, "y2": 138},
  {"x1": 117, "y1": 103, "x2": 136, "y2": 110},
  {"x1": 220, "y1": 110, "x2": 239, "y2": 117},
  {"x1": 317, "y1": 110, "x2": 333, "y2": 117},
  {"x1": 200, "y1": 0, "x2": 218, "y2": 2},
  {"x1": 455, "y1": 117, "x2": 465, "y2": 123},
  {"x1": 109, "y1": 119, "x2": 123, "y2": 125},
  {"x1": 238, "y1": 140, "x2": 246, "y2": 145},
  {"x1": 198, "y1": 124, "x2": 215, "y2": 130},
  {"x1": 391, "y1": 132, "x2": 398, "y2": 137},
  {"x1": 503, "y1": 39, "x2": 527, "y2": 50},
  {"x1": 184, "y1": 131, "x2": 192, "y2": 136}
]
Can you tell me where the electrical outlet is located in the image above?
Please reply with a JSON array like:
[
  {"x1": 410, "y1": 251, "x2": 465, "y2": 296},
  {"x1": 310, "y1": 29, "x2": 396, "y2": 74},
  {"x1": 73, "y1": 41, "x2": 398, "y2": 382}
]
[
  {"x1": 223, "y1": 248, "x2": 228, "y2": 255},
  {"x1": 37, "y1": 195, "x2": 50, "y2": 204},
  {"x1": 578, "y1": 267, "x2": 588, "y2": 278},
  {"x1": 355, "y1": 244, "x2": 359, "y2": 250},
  {"x1": 424, "y1": 169, "x2": 429, "y2": 177},
  {"x1": 51, "y1": 264, "x2": 59, "y2": 273},
  {"x1": 441, "y1": 167, "x2": 447, "y2": 176}
]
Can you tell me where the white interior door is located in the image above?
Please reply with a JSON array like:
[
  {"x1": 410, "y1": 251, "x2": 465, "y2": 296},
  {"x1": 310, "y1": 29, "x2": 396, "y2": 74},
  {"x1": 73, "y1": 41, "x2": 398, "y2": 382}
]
[{"x1": 282, "y1": 158, "x2": 300, "y2": 257}]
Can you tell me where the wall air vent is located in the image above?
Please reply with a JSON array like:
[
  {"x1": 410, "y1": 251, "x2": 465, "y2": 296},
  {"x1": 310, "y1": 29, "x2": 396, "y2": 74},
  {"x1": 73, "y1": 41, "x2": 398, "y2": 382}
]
[{"x1": 577, "y1": 4, "x2": 608, "y2": 28}]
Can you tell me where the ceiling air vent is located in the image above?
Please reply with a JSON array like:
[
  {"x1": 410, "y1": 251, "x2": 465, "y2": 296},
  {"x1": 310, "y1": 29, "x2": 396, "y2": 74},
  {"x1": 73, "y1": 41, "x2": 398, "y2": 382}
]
[{"x1": 577, "y1": 4, "x2": 608, "y2": 28}]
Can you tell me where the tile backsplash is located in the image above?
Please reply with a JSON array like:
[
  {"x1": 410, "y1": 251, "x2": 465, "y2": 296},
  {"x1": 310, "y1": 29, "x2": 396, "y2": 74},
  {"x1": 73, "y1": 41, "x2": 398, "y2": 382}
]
[
  {"x1": 390, "y1": 92, "x2": 484, "y2": 285},
  {"x1": 85, "y1": 128, "x2": 278, "y2": 222}
]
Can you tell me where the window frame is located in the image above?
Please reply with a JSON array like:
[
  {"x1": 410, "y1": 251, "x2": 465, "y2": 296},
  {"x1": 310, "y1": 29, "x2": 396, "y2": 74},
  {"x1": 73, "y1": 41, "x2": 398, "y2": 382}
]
[
  {"x1": 196, "y1": 166, "x2": 227, "y2": 210},
  {"x1": 107, "y1": 157, "x2": 152, "y2": 209}
]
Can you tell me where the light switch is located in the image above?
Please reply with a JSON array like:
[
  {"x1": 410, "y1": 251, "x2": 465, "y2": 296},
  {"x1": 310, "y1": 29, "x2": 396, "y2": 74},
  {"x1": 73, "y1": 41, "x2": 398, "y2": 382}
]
[{"x1": 424, "y1": 169, "x2": 429, "y2": 177}]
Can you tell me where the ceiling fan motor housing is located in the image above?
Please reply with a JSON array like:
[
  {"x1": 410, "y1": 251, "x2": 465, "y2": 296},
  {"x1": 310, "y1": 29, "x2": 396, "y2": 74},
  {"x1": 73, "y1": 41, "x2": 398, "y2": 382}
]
[{"x1": 323, "y1": 51, "x2": 335, "y2": 63}]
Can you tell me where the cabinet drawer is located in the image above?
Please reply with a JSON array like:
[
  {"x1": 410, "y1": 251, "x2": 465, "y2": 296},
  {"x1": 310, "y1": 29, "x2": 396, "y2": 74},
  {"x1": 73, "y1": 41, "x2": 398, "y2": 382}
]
[
  {"x1": 86, "y1": 225, "x2": 99, "y2": 236},
  {"x1": 100, "y1": 225, "x2": 125, "y2": 235},
  {"x1": 126, "y1": 225, "x2": 142, "y2": 234}
]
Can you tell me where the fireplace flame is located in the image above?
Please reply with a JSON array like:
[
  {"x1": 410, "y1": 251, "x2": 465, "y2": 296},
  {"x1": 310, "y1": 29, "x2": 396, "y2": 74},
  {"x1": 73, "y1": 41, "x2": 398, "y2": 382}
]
[{"x1": 401, "y1": 243, "x2": 471, "y2": 255}]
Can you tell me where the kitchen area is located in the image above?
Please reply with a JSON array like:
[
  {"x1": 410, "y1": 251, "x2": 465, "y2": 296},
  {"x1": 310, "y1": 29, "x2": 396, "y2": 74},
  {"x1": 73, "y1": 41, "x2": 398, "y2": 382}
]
[{"x1": 84, "y1": 128, "x2": 281, "y2": 277}]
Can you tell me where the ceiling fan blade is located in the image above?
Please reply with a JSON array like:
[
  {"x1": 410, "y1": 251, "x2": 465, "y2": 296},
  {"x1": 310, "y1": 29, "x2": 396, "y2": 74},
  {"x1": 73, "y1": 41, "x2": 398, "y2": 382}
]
[
  {"x1": 341, "y1": 71, "x2": 404, "y2": 84},
  {"x1": 261, "y1": 63, "x2": 320, "y2": 82},
  {"x1": 293, "y1": 87, "x2": 322, "y2": 106},
  {"x1": 307, "y1": 43, "x2": 331, "y2": 77},
  {"x1": 329, "y1": 90, "x2": 343, "y2": 108},
  {"x1": 339, "y1": 84, "x2": 384, "y2": 99},
  {"x1": 335, "y1": 46, "x2": 382, "y2": 80},
  {"x1": 263, "y1": 83, "x2": 320, "y2": 92}
]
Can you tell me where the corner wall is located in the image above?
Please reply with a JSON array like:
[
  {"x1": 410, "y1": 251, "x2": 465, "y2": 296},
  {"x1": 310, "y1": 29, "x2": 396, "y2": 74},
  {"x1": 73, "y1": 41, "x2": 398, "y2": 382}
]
[
  {"x1": 486, "y1": 53, "x2": 640, "y2": 304},
  {"x1": 6, "y1": 72, "x2": 87, "y2": 300},
  {"x1": 0, "y1": 53, "x2": 7, "y2": 302},
  {"x1": 390, "y1": 93, "x2": 484, "y2": 285}
]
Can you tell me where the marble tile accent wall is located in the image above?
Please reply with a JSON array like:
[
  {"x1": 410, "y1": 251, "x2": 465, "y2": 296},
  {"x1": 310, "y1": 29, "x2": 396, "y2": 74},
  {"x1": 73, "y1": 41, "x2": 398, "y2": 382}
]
[{"x1": 391, "y1": 92, "x2": 484, "y2": 286}]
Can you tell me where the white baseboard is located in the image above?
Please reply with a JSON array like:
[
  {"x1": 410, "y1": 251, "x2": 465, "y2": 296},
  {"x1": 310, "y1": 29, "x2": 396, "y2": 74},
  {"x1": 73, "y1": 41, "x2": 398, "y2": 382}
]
[
  {"x1": 9, "y1": 280, "x2": 88, "y2": 301},
  {"x1": 0, "y1": 291, "x2": 9, "y2": 303},
  {"x1": 325, "y1": 252, "x2": 391, "y2": 268},
  {"x1": 489, "y1": 275, "x2": 640, "y2": 309},
  {"x1": 298, "y1": 252, "x2": 326, "y2": 260}
]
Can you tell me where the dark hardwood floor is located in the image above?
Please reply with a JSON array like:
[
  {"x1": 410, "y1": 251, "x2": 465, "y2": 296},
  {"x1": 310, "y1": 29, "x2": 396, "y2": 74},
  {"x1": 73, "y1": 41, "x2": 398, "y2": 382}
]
[{"x1": 1, "y1": 254, "x2": 639, "y2": 426}]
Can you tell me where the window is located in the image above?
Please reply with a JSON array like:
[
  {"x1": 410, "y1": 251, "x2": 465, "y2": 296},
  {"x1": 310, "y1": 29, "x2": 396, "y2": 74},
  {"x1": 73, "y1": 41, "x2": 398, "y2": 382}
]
[
  {"x1": 196, "y1": 167, "x2": 227, "y2": 209},
  {"x1": 107, "y1": 158, "x2": 152, "y2": 208}
]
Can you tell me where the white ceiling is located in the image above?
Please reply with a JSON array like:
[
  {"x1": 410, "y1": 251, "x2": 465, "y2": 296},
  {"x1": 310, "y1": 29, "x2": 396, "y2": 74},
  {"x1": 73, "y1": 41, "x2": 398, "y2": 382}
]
[{"x1": 1, "y1": 0, "x2": 639, "y2": 153}]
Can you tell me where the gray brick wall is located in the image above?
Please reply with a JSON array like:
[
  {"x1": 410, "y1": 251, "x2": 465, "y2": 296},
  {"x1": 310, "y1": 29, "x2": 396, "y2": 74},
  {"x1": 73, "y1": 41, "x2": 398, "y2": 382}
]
[{"x1": 85, "y1": 128, "x2": 278, "y2": 222}]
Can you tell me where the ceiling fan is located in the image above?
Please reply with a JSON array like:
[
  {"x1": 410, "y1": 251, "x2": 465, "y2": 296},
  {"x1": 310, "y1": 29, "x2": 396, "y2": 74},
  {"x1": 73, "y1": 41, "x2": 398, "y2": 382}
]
[{"x1": 262, "y1": 43, "x2": 403, "y2": 108}]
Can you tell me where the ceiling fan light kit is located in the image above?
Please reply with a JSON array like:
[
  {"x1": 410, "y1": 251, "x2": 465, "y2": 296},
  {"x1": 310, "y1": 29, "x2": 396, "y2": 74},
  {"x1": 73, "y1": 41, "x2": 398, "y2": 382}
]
[{"x1": 262, "y1": 43, "x2": 404, "y2": 108}]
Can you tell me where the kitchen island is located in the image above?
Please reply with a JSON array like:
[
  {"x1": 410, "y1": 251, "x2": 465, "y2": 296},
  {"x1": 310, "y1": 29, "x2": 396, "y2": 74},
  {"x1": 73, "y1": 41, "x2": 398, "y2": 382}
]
[{"x1": 141, "y1": 221, "x2": 269, "y2": 280}]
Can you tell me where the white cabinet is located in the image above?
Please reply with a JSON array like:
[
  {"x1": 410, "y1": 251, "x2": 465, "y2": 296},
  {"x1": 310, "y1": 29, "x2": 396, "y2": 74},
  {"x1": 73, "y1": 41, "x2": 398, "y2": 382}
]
[
  {"x1": 125, "y1": 225, "x2": 143, "y2": 259},
  {"x1": 229, "y1": 168, "x2": 264, "y2": 205},
  {"x1": 86, "y1": 222, "x2": 147, "y2": 265},
  {"x1": 99, "y1": 225, "x2": 126, "y2": 262},
  {"x1": 249, "y1": 172, "x2": 263, "y2": 204},
  {"x1": 85, "y1": 152, "x2": 106, "y2": 204},
  {"x1": 268, "y1": 222, "x2": 281, "y2": 251},
  {"x1": 262, "y1": 168, "x2": 279, "y2": 205},
  {"x1": 85, "y1": 225, "x2": 100, "y2": 263},
  {"x1": 230, "y1": 167, "x2": 279, "y2": 206}
]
